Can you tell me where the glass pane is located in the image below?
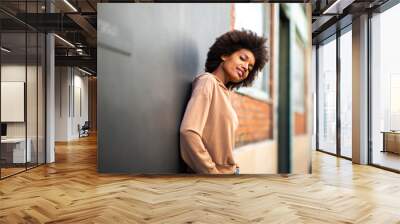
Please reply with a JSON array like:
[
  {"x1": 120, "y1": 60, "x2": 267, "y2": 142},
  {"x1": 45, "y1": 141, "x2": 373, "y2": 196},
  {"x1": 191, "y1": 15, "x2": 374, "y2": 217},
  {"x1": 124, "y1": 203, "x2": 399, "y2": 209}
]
[
  {"x1": 293, "y1": 35, "x2": 305, "y2": 114},
  {"x1": 38, "y1": 33, "x2": 45, "y2": 165},
  {"x1": 234, "y1": 3, "x2": 270, "y2": 98},
  {"x1": 1, "y1": 31, "x2": 27, "y2": 178},
  {"x1": 340, "y1": 29, "x2": 352, "y2": 158},
  {"x1": 235, "y1": 3, "x2": 263, "y2": 91},
  {"x1": 318, "y1": 37, "x2": 337, "y2": 154},
  {"x1": 371, "y1": 4, "x2": 400, "y2": 171},
  {"x1": 26, "y1": 0, "x2": 38, "y2": 169},
  {"x1": 27, "y1": 31, "x2": 38, "y2": 169}
]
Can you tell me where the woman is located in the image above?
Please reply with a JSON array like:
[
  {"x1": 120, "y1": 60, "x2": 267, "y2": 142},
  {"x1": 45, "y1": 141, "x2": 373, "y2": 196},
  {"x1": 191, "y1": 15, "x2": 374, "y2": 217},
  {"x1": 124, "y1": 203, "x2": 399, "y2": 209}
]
[{"x1": 180, "y1": 29, "x2": 268, "y2": 174}]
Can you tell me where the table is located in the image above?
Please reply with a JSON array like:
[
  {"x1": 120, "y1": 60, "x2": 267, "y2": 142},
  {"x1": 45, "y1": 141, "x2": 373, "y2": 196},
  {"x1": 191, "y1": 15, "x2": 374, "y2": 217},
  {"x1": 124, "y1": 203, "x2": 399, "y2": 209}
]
[
  {"x1": 381, "y1": 131, "x2": 400, "y2": 154},
  {"x1": 1, "y1": 138, "x2": 31, "y2": 163}
]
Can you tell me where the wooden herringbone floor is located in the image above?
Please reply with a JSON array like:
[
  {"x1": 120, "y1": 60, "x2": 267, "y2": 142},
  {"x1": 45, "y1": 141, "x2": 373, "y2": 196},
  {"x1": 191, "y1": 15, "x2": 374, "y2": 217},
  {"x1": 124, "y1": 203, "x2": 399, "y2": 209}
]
[{"x1": 1, "y1": 134, "x2": 400, "y2": 223}]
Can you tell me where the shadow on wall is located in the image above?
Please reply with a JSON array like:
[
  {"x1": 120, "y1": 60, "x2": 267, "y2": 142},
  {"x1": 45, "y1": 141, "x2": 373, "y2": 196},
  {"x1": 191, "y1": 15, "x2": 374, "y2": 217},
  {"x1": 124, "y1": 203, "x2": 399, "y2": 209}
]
[
  {"x1": 97, "y1": 3, "x2": 232, "y2": 174},
  {"x1": 98, "y1": 18, "x2": 132, "y2": 57},
  {"x1": 172, "y1": 36, "x2": 200, "y2": 172}
]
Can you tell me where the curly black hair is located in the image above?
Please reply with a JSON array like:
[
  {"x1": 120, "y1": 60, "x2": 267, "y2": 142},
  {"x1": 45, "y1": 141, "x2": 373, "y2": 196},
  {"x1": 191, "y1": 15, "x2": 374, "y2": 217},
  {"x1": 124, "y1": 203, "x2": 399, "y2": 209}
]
[{"x1": 205, "y1": 29, "x2": 268, "y2": 89}]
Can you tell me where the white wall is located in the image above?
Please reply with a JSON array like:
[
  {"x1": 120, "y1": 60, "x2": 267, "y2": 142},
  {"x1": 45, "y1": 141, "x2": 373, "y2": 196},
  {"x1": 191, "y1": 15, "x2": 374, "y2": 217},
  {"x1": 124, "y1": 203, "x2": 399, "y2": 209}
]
[
  {"x1": 1, "y1": 65, "x2": 38, "y2": 138},
  {"x1": 1, "y1": 66, "x2": 26, "y2": 140},
  {"x1": 1, "y1": 64, "x2": 46, "y2": 164},
  {"x1": 71, "y1": 72, "x2": 89, "y2": 138},
  {"x1": 234, "y1": 140, "x2": 277, "y2": 174},
  {"x1": 55, "y1": 66, "x2": 69, "y2": 141},
  {"x1": 55, "y1": 67, "x2": 89, "y2": 141}
]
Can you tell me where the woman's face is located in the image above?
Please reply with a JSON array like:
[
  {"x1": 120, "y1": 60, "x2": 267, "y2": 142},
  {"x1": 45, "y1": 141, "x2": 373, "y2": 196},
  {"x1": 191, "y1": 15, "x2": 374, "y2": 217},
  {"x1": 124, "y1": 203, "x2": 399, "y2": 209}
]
[{"x1": 221, "y1": 49, "x2": 256, "y2": 83}]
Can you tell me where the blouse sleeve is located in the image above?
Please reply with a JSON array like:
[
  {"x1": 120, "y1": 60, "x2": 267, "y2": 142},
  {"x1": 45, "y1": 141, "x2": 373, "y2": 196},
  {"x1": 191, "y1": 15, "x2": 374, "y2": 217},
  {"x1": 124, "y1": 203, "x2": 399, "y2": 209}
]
[{"x1": 179, "y1": 77, "x2": 219, "y2": 174}]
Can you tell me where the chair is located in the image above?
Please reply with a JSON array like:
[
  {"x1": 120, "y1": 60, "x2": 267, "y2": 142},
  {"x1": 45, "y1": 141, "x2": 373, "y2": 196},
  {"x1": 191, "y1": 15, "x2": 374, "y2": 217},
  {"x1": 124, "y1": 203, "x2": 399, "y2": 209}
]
[{"x1": 78, "y1": 121, "x2": 90, "y2": 138}]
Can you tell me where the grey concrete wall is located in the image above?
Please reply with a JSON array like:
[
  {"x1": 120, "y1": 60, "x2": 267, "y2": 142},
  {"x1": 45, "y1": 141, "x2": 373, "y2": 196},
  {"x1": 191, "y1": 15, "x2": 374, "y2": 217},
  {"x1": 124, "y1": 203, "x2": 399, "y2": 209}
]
[{"x1": 97, "y1": 4, "x2": 231, "y2": 173}]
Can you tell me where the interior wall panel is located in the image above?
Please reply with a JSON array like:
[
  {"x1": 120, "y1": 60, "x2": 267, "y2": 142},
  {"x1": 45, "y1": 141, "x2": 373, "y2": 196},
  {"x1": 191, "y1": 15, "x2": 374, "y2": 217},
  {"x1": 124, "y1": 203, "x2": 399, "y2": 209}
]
[{"x1": 98, "y1": 3, "x2": 230, "y2": 173}]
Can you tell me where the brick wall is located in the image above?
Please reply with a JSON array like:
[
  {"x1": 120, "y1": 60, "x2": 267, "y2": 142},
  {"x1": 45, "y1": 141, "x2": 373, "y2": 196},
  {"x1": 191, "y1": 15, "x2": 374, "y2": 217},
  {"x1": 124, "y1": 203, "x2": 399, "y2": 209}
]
[
  {"x1": 232, "y1": 92, "x2": 307, "y2": 147},
  {"x1": 294, "y1": 112, "x2": 306, "y2": 135},
  {"x1": 231, "y1": 92, "x2": 273, "y2": 147}
]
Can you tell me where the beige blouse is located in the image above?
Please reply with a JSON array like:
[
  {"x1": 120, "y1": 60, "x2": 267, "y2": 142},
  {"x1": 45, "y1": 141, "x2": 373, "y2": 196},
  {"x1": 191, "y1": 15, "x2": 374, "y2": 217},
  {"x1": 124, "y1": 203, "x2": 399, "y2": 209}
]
[{"x1": 180, "y1": 73, "x2": 239, "y2": 174}]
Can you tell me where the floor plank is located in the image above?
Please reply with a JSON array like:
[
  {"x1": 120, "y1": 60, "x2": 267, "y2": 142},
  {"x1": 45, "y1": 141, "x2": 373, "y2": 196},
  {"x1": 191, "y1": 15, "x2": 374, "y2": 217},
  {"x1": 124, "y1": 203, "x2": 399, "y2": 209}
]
[{"x1": 1, "y1": 134, "x2": 400, "y2": 223}]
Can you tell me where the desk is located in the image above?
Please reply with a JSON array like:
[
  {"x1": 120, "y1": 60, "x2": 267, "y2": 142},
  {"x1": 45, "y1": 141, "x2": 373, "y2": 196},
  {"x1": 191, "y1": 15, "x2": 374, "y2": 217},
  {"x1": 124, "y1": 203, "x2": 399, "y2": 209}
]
[
  {"x1": 1, "y1": 138, "x2": 31, "y2": 163},
  {"x1": 381, "y1": 131, "x2": 400, "y2": 154}
]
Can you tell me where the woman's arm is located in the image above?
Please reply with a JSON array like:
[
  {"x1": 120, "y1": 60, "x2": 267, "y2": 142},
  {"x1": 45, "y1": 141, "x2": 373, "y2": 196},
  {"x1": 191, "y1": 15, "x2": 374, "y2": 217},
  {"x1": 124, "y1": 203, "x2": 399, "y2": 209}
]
[{"x1": 180, "y1": 77, "x2": 219, "y2": 174}]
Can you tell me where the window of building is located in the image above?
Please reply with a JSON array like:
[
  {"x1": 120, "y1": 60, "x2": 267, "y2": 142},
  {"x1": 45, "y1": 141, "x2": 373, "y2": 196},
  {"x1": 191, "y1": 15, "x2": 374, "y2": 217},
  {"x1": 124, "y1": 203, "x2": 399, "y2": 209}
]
[
  {"x1": 293, "y1": 34, "x2": 306, "y2": 113},
  {"x1": 371, "y1": 3, "x2": 400, "y2": 171},
  {"x1": 339, "y1": 28, "x2": 352, "y2": 158},
  {"x1": 233, "y1": 3, "x2": 270, "y2": 101},
  {"x1": 317, "y1": 36, "x2": 337, "y2": 155}
]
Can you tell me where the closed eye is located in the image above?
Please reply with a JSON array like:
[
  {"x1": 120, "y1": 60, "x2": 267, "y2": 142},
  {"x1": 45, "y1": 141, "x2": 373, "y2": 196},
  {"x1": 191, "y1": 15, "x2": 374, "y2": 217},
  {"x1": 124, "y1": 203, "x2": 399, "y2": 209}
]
[{"x1": 249, "y1": 65, "x2": 254, "y2": 71}]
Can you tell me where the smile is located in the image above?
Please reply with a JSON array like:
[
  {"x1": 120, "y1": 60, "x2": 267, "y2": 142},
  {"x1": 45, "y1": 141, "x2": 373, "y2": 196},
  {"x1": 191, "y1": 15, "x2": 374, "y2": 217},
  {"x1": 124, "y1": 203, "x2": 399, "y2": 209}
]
[{"x1": 236, "y1": 68, "x2": 244, "y2": 78}]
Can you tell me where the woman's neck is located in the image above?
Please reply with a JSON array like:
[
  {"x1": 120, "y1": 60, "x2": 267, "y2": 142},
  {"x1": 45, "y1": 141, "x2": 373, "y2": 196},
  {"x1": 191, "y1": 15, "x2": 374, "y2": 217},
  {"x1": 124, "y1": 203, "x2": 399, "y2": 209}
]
[{"x1": 211, "y1": 66, "x2": 228, "y2": 85}]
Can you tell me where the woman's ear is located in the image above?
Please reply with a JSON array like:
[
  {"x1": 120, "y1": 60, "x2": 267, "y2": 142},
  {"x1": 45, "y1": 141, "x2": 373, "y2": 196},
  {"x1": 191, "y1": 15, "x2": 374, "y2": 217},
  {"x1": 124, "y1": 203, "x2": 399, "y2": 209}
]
[{"x1": 221, "y1": 55, "x2": 227, "y2": 61}]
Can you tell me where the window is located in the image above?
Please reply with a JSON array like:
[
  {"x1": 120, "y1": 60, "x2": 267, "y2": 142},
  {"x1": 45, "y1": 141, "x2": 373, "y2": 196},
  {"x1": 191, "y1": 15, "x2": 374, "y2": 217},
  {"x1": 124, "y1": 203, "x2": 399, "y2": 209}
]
[
  {"x1": 339, "y1": 28, "x2": 352, "y2": 158},
  {"x1": 293, "y1": 34, "x2": 306, "y2": 113},
  {"x1": 234, "y1": 3, "x2": 270, "y2": 101},
  {"x1": 371, "y1": 3, "x2": 400, "y2": 171},
  {"x1": 317, "y1": 36, "x2": 337, "y2": 154}
]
